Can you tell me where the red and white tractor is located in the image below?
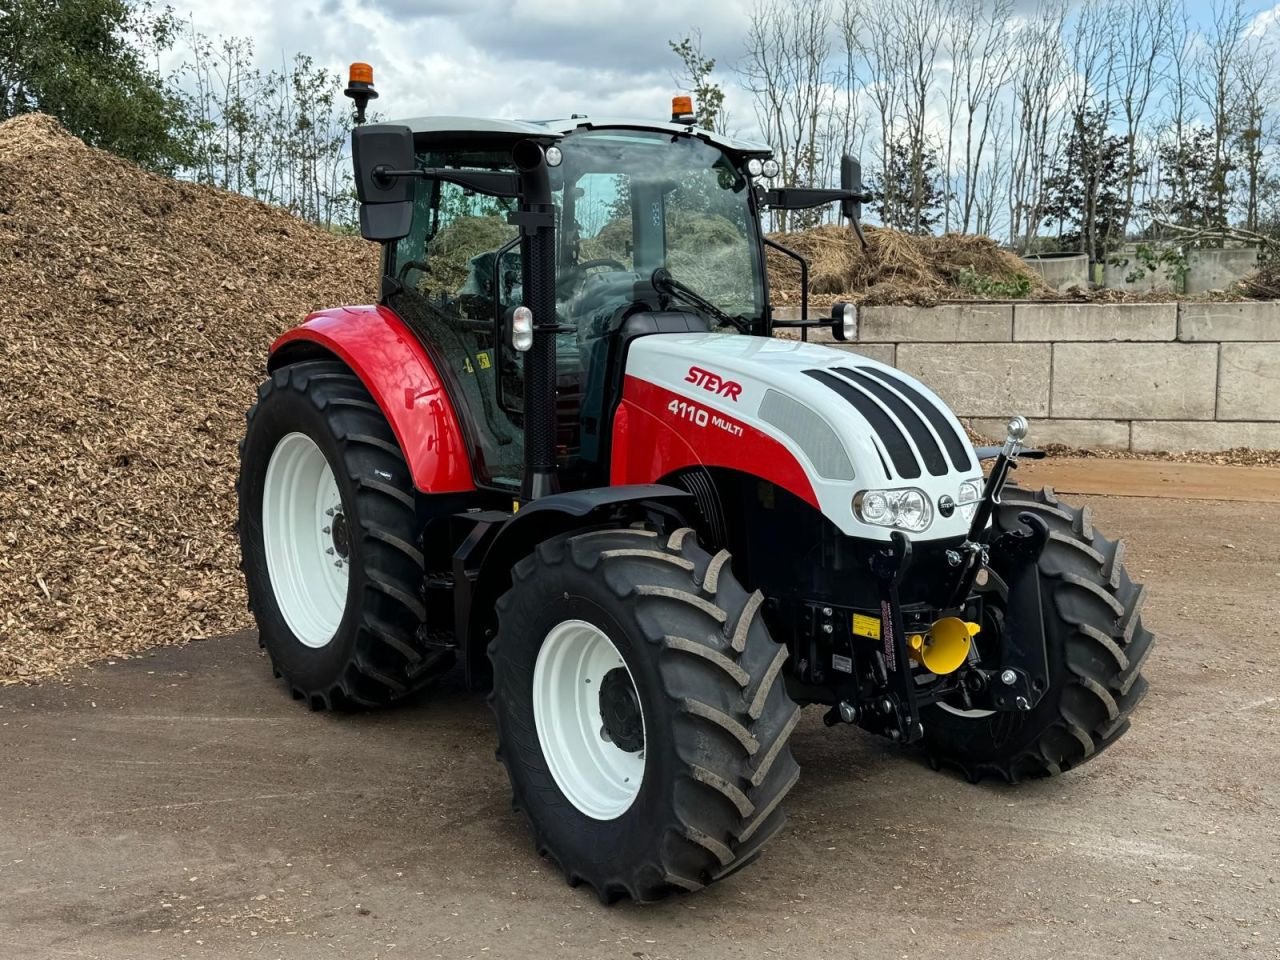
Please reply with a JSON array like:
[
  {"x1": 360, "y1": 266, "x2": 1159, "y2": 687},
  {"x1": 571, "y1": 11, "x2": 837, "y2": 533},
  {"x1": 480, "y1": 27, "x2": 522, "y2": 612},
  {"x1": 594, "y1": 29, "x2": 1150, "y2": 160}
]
[{"x1": 237, "y1": 68, "x2": 1152, "y2": 902}]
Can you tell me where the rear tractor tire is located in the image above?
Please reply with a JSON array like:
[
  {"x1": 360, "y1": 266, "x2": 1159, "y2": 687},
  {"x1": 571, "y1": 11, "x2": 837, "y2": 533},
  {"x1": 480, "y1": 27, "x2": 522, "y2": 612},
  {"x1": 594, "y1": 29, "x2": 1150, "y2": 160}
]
[
  {"x1": 238, "y1": 360, "x2": 453, "y2": 709},
  {"x1": 921, "y1": 485, "x2": 1153, "y2": 782},
  {"x1": 489, "y1": 526, "x2": 801, "y2": 903}
]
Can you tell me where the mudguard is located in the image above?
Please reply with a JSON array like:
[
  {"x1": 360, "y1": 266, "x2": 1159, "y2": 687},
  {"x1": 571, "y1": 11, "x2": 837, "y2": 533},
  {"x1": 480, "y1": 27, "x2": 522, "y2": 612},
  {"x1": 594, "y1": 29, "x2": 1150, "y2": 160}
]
[
  {"x1": 463, "y1": 484, "x2": 694, "y2": 687},
  {"x1": 269, "y1": 305, "x2": 474, "y2": 494}
]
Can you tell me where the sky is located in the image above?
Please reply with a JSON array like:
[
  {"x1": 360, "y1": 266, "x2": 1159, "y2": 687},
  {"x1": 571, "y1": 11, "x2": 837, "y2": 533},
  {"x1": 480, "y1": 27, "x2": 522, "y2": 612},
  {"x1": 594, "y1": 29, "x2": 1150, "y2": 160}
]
[{"x1": 169, "y1": 0, "x2": 762, "y2": 129}]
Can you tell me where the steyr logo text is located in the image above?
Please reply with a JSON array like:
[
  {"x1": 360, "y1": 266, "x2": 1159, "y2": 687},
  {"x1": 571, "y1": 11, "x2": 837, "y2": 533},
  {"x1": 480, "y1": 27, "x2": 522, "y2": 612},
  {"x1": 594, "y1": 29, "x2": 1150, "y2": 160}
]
[{"x1": 684, "y1": 366, "x2": 742, "y2": 401}]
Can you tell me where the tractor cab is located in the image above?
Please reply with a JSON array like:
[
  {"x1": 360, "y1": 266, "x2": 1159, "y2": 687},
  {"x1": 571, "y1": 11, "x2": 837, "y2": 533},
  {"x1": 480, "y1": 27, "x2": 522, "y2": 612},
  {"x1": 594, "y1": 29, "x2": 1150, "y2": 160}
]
[{"x1": 376, "y1": 116, "x2": 772, "y2": 492}]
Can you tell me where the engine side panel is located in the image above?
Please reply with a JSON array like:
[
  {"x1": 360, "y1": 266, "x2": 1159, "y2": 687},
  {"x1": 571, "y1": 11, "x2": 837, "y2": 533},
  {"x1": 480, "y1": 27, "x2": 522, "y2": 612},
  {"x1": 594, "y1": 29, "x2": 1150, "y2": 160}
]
[
  {"x1": 270, "y1": 305, "x2": 475, "y2": 494},
  {"x1": 611, "y1": 376, "x2": 818, "y2": 507}
]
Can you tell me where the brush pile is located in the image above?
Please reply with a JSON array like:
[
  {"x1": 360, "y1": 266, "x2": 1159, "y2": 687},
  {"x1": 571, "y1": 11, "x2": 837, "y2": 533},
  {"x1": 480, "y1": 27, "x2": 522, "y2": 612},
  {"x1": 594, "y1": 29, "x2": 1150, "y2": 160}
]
[
  {"x1": 767, "y1": 223, "x2": 1047, "y2": 305},
  {"x1": 0, "y1": 114, "x2": 377, "y2": 682}
]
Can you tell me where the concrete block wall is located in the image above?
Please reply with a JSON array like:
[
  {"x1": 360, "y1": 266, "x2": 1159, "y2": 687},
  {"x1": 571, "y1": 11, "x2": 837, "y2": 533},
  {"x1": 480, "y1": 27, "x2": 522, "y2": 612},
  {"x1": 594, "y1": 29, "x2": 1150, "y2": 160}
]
[{"x1": 774, "y1": 301, "x2": 1280, "y2": 452}]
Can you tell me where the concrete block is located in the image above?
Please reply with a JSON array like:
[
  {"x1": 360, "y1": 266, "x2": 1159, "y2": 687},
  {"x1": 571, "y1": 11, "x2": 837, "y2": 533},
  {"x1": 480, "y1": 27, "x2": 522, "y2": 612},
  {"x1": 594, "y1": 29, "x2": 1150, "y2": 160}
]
[
  {"x1": 1051, "y1": 342, "x2": 1218, "y2": 420},
  {"x1": 1132, "y1": 420, "x2": 1280, "y2": 452},
  {"x1": 1178, "y1": 302, "x2": 1280, "y2": 341},
  {"x1": 895, "y1": 343, "x2": 1050, "y2": 418},
  {"x1": 1014, "y1": 303, "x2": 1176, "y2": 342},
  {"x1": 1021, "y1": 253, "x2": 1089, "y2": 293},
  {"x1": 1185, "y1": 247, "x2": 1259, "y2": 294},
  {"x1": 1217, "y1": 343, "x2": 1280, "y2": 420},
  {"x1": 969, "y1": 417, "x2": 1131, "y2": 450},
  {"x1": 831, "y1": 342, "x2": 896, "y2": 366},
  {"x1": 1102, "y1": 246, "x2": 1180, "y2": 293},
  {"x1": 858, "y1": 304, "x2": 1012, "y2": 343}
]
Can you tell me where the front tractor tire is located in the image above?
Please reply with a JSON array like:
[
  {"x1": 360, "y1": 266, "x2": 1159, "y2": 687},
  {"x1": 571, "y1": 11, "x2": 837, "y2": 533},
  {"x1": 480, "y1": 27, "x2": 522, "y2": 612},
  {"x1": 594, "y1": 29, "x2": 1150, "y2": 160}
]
[
  {"x1": 921, "y1": 485, "x2": 1154, "y2": 782},
  {"x1": 489, "y1": 526, "x2": 801, "y2": 903},
  {"x1": 238, "y1": 360, "x2": 453, "y2": 709}
]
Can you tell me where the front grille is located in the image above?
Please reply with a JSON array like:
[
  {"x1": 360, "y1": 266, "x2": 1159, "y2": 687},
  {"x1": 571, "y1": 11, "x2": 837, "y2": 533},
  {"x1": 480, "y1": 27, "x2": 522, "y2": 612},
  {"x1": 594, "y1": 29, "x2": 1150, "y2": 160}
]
[{"x1": 804, "y1": 365, "x2": 975, "y2": 480}]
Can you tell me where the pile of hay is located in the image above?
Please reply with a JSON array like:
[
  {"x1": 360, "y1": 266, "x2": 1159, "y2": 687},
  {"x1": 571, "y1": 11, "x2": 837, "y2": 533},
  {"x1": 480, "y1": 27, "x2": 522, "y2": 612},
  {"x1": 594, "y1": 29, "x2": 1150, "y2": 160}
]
[
  {"x1": 0, "y1": 114, "x2": 378, "y2": 683},
  {"x1": 767, "y1": 224, "x2": 1047, "y2": 305}
]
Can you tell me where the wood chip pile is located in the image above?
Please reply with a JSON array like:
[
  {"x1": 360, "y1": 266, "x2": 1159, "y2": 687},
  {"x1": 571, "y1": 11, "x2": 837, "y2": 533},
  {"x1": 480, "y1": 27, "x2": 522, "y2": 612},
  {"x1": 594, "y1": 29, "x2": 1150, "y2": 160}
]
[{"x1": 0, "y1": 114, "x2": 377, "y2": 683}]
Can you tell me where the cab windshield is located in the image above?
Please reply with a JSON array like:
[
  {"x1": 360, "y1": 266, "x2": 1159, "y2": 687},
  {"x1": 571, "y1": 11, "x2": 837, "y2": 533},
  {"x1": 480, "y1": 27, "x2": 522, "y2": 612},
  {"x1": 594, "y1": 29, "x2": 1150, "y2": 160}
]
[{"x1": 554, "y1": 128, "x2": 765, "y2": 330}]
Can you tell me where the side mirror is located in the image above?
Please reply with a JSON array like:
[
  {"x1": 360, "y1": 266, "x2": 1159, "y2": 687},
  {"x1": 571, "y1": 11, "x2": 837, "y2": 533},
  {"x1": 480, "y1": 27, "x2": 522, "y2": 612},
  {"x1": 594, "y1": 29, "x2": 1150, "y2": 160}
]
[
  {"x1": 840, "y1": 155, "x2": 863, "y2": 222},
  {"x1": 352, "y1": 124, "x2": 415, "y2": 241}
]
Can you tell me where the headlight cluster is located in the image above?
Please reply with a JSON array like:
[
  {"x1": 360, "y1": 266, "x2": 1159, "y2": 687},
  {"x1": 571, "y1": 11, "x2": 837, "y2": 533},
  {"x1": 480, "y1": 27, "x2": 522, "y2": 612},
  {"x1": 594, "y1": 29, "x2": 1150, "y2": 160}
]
[
  {"x1": 853, "y1": 480, "x2": 984, "y2": 533},
  {"x1": 957, "y1": 479, "x2": 982, "y2": 522},
  {"x1": 853, "y1": 488, "x2": 933, "y2": 532}
]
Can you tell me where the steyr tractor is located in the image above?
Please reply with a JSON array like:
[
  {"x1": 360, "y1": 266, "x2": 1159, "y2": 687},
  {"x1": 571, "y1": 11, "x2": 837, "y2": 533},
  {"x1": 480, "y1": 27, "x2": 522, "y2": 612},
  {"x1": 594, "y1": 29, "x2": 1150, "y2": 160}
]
[{"x1": 237, "y1": 66, "x2": 1153, "y2": 903}]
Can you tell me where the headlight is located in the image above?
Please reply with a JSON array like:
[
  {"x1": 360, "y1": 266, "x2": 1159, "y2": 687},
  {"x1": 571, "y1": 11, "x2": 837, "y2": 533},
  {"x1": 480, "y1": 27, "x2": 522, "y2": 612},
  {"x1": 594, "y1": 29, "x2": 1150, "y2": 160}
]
[
  {"x1": 957, "y1": 479, "x2": 982, "y2": 522},
  {"x1": 853, "y1": 488, "x2": 933, "y2": 532}
]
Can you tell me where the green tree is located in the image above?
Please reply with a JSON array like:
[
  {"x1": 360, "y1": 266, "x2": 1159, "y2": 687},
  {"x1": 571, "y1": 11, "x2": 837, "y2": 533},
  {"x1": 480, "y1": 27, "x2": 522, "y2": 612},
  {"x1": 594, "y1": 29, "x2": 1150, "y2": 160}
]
[
  {"x1": 0, "y1": 0, "x2": 192, "y2": 172},
  {"x1": 871, "y1": 133, "x2": 948, "y2": 234},
  {"x1": 669, "y1": 32, "x2": 727, "y2": 132}
]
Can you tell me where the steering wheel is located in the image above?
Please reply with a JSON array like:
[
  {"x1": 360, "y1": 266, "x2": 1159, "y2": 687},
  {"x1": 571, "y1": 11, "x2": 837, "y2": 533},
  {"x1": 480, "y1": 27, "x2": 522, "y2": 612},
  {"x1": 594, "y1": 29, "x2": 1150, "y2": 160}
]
[{"x1": 557, "y1": 258, "x2": 629, "y2": 298}]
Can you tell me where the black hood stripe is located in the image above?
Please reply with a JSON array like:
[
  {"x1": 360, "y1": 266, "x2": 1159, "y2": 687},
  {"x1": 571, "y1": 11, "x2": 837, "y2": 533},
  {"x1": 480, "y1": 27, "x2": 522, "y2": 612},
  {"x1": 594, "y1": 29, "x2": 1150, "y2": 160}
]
[
  {"x1": 831, "y1": 367, "x2": 948, "y2": 476},
  {"x1": 803, "y1": 369, "x2": 919, "y2": 480},
  {"x1": 858, "y1": 367, "x2": 975, "y2": 472}
]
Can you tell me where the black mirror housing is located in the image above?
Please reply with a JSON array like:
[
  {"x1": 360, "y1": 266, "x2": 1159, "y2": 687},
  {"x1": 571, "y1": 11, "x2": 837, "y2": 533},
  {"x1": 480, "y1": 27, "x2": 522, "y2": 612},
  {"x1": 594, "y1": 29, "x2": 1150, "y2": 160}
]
[
  {"x1": 352, "y1": 124, "x2": 415, "y2": 241},
  {"x1": 840, "y1": 155, "x2": 863, "y2": 222}
]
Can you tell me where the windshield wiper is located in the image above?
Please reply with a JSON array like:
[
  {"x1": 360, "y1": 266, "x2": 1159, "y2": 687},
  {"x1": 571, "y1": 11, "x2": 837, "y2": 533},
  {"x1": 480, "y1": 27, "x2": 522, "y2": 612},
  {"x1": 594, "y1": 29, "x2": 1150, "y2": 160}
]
[{"x1": 650, "y1": 268, "x2": 751, "y2": 333}]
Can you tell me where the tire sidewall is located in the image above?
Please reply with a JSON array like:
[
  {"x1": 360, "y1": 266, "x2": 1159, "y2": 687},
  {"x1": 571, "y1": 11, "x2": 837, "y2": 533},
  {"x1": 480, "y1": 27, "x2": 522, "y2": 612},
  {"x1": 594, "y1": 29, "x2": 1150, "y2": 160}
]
[
  {"x1": 492, "y1": 567, "x2": 678, "y2": 875},
  {"x1": 240, "y1": 375, "x2": 365, "y2": 689}
]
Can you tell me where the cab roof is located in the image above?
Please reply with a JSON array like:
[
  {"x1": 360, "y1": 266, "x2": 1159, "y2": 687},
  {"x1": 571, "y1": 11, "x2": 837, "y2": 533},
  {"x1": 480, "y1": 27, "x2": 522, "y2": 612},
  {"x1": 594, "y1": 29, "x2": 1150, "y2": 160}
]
[{"x1": 390, "y1": 114, "x2": 773, "y2": 159}]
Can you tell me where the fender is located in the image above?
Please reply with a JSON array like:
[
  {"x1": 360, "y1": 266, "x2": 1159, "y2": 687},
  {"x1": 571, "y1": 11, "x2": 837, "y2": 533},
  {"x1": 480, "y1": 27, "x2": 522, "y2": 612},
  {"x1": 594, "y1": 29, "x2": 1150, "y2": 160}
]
[
  {"x1": 462, "y1": 484, "x2": 694, "y2": 688},
  {"x1": 270, "y1": 305, "x2": 474, "y2": 494}
]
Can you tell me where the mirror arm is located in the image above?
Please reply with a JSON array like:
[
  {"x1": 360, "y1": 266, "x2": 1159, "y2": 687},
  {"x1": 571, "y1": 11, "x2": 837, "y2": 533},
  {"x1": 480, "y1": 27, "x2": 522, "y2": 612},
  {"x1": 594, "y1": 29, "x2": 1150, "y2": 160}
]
[{"x1": 372, "y1": 165, "x2": 520, "y2": 198}]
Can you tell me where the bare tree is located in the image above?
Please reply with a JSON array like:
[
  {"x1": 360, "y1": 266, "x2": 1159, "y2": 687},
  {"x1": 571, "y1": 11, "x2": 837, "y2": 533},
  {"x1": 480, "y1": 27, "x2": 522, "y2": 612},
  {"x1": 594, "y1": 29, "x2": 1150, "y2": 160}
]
[
  {"x1": 1112, "y1": 0, "x2": 1176, "y2": 239},
  {"x1": 1007, "y1": 1, "x2": 1068, "y2": 251},
  {"x1": 743, "y1": 0, "x2": 833, "y2": 229},
  {"x1": 942, "y1": 0, "x2": 1014, "y2": 233}
]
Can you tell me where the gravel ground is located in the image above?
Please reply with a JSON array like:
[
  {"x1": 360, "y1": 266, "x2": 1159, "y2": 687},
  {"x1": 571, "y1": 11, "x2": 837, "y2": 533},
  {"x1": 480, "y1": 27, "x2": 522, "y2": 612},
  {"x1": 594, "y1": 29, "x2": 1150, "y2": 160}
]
[{"x1": 1, "y1": 493, "x2": 1277, "y2": 960}]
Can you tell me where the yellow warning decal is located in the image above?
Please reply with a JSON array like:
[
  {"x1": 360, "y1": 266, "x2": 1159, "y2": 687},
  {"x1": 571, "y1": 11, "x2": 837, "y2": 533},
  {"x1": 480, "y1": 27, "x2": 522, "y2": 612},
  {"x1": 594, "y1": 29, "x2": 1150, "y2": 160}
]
[{"x1": 852, "y1": 613, "x2": 881, "y2": 640}]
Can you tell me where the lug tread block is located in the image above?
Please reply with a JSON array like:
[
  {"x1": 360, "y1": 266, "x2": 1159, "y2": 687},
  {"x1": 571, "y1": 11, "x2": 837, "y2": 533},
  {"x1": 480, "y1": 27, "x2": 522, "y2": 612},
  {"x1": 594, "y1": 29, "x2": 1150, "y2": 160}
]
[
  {"x1": 365, "y1": 568, "x2": 428, "y2": 622},
  {"x1": 363, "y1": 523, "x2": 425, "y2": 569},
  {"x1": 750, "y1": 707, "x2": 800, "y2": 787},
  {"x1": 746, "y1": 647, "x2": 788, "y2": 720},
  {"x1": 1067, "y1": 623, "x2": 1130, "y2": 679},
  {"x1": 736, "y1": 765, "x2": 799, "y2": 844},
  {"x1": 662, "y1": 635, "x2": 750, "y2": 688},
  {"x1": 355, "y1": 475, "x2": 414, "y2": 509},
  {"x1": 634, "y1": 585, "x2": 728, "y2": 624},
  {"x1": 488, "y1": 525, "x2": 801, "y2": 903},
  {"x1": 688, "y1": 765, "x2": 755, "y2": 818},
  {"x1": 362, "y1": 614, "x2": 423, "y2": 667},
  {"x1": 919, "y1": 482, "x2": 1154, "y2": 784},
  {"x1": 599, "y1": 548, "x2": 695, "y2": 571},
  {"x1": 729, "y1": 591, "x2": 765, "y2": 653},
  {"x1": 701, "y1": 550, "x2": 732, "y2": 595},
  {"x1": 568, "y1": 528, "x2": 658, "y2": 544},
  {"x1": 238, "y1": 359, "x2": 455, "y2": 711},
  {"x1": 666, "y1": 527, "x2": 695, "y2": 550},
  {"x1": 680, "y1": 699, "x2": 760, "y2": 756},
  {"x1": 663, "y1": 871, "x2": 705, "y2": 892}
]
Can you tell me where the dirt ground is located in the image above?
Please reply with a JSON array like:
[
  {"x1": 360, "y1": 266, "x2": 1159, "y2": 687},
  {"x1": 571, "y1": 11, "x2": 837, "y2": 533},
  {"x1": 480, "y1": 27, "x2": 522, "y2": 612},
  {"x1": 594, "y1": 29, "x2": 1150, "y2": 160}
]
[{"x1": 2, "y1": 489, "x2": 1278, "y2": 960}]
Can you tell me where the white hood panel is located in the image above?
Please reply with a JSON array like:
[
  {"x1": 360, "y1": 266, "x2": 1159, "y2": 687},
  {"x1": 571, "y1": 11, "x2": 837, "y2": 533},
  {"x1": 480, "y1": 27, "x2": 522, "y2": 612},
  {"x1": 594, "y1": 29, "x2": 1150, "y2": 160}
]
[{"x1": 624, "y1": 333, "x2": 985, "y2": 541}]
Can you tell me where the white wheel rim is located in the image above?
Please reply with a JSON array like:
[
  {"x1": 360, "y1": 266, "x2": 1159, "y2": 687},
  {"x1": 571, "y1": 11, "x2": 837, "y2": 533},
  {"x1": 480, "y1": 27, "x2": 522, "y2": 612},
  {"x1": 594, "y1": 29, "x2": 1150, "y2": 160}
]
[
  {"x1": 532, "y1": 620, "x2": 646, "y2": 820},
  {"x1": 262, "y1": 432, "x2": 349, "y2": 649}
]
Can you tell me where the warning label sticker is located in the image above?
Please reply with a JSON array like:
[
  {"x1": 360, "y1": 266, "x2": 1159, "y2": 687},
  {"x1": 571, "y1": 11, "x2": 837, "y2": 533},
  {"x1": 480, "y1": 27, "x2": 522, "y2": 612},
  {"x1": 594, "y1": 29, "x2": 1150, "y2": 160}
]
[{"x1": 852, "y1": 613, "x2": 881, "y2": 640}]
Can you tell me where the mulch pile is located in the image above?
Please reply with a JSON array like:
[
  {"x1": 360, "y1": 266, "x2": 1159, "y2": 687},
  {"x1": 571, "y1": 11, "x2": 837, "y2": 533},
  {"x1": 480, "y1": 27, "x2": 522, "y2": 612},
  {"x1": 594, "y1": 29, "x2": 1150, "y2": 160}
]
[{"x1": 0, "y1": 114, "x2": 377, "y2": 683}]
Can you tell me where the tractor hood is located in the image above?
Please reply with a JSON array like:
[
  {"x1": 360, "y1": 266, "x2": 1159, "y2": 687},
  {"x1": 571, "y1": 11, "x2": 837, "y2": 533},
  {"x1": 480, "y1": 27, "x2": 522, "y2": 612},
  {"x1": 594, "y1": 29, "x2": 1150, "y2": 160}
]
[{"x1": 617, "y1": 332, "x2": 984, "y2": 541}]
